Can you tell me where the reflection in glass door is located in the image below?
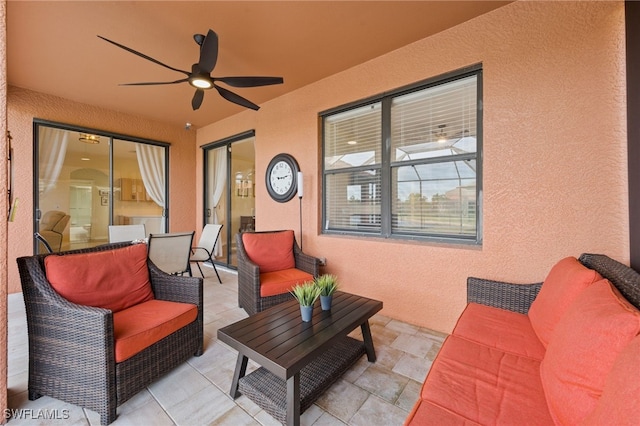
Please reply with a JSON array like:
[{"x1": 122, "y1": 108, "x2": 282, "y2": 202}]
[
  {"x1": 204, "y1": 131, "x2": 255, "y2": 268},
  {"x1": 205, "y1": 146, "x2": 228, "y2": 263},
  {"x1": 34, "y1": 122, "x2": 168, "y2": 253},
  {"x1": 112, "y1": 139, "x2": 166, "y2": 236}
]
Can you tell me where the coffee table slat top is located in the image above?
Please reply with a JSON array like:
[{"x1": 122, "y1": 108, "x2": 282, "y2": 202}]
[{"x1": 218, "y1": 291, "x2": 382, "y2": 379}]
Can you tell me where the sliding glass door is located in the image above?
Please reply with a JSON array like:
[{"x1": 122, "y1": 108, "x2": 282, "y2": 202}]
[
  {"x1": 34, "y1": 121, "x2": 168, "y2": 253},
  {"x1": 203, "y1": 131, "x2": 255, "y2": 268}
]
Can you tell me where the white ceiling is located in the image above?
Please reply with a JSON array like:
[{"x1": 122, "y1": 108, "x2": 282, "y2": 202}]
[{"x1": 7, "y1": 1, "x2": 510, "y2": 129}]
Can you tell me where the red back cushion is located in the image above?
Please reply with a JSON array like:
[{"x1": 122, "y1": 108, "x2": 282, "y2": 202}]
[
  {"x1": 45, "y1": 244, "x2": 154, "y2": 312},
  {"x1": 528, "y1": 256, "x2": 602, "y2": 346},
  {"x1": 242, "y1": 230, "x2": 295, "y2": 273},
  {"x1": 581, "y1": 334, "x2": 640, "y2": 425},
  {"x1": 540, "y1": 279, "x2": 640, "y2": 425}
]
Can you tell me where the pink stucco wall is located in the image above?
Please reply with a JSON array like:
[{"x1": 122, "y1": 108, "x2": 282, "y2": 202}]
[
  {"x1": 1, "y1": 0, "x2": 8, "y2": 419},
  {"x1": 6, "y1": 86, "x2": 198, "y2": 294},
  {"x1": 197, "y1": 1, "x2": 628, "y2": 333}
]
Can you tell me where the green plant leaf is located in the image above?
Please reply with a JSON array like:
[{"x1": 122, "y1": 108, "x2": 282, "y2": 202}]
[
  {"x1": 314, "y1": 274, "x2": 338, "y2": 296},
  {"x1": 290, "y1": 281, "x2": 321, "y2": 306}
]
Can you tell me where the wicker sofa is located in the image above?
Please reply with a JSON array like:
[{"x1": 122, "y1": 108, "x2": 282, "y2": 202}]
[
  {"x1": 16, "y1": 242, "x2": 204, "y2": 425},
  {"x1": 405, "y1": 253, "x2": 640, "y2": 425}
]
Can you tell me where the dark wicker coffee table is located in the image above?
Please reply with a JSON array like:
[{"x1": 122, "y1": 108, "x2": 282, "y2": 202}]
[{"x1": 218, "y1": 291, "x2": 383, "y2": 425}]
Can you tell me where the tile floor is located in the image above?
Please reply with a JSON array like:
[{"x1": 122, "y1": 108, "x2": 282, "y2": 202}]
[{"x1": 7, "y1": 266, "x2": 446, "y2": 425}]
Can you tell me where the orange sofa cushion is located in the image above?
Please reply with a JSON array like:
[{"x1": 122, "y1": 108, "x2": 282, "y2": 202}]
[
  {"x1": 403, "y1": 399, "x2": 473, "y2": 426},
  {"x1": 242, "y1": 230, "x2": 296, "y2": 273},
  {"x1": 453, "y1": 303, "x2": 546, "y2": 360},
  {"x1": 540, "y1": 279, "x2": 640, "y2": 425},
  {"x1": 45, "y1": 244, "x2": 154, "y2": 312},
  {"x1": 528, "y1": 256, "x2": 602, "y2": 347},
  {"x1": 582, "y1": 335, "x2": 640, "y2": 426},
  {"x1": 260, "y1": 268, "x2": 314, "y2": 297},
  {"x1": 113, "y1": 299, "x2": 198, "y2": 362},
  {"x1": 420, "y1": 335, "x2": 553, "y2": 425}
]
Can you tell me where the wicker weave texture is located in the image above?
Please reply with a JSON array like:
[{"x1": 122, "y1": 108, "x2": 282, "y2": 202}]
[
  {"x1": 238, "y1": 336, "x2": 365, "y2": 424},
  {"x1": 467, "y1": 253, "x2": 640, "y2": 313},
  {"x1": 16, "y1": 242, "x2": 204, "y2": 425},
  {"x1": 236, "y1": 230, "x2": 320, "y2": 316},
  {"x1": 467, "y1": 278, "x2": 542, "y2": 314},
  {"x1": 579, "y1": 253, "x2": 640, "y2": 310}
]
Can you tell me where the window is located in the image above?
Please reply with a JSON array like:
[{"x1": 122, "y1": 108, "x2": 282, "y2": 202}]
[{"x1": 322, "y1": 66, "x2": 482, "y2": 243}]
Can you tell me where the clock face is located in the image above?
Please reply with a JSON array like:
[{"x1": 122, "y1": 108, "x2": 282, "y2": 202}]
[{"x1": 266, "y1": 154, "x2": 299, "y2": 202}]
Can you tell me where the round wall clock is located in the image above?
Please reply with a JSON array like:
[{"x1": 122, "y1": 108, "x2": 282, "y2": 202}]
[{"x1": 265, "y1": 153, "x2": 299, "y2": 203}]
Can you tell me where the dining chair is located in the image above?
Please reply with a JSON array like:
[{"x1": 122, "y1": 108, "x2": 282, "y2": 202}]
[
  {"x1": 147, "y1": 231, "x2": 195, "y2": 276},
  {"x1": 190, "y1": 224, "x2": 223, "y2": 283},
  {"x1": 34, "y1": 232, "x2": 54, "y2": 254},
  {"x1": 108, "y1": 224, "x2": 146, "y2": 243}
]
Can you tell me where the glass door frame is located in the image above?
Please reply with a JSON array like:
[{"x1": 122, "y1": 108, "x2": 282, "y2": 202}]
[
  {"x1": 33, "y1": 119, "x2": 170, "y2": 253},
  {"x1": 202, "y1": 129, "x2": 255, "y2": 269}
]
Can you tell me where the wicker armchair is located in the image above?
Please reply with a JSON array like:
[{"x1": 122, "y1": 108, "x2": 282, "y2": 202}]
[
  {"x1": 236, "y1": 230, "x2": 320, "y2": 315},
  {"x1": 16, "y1": 242, "x2": 204, "y2": 425}
]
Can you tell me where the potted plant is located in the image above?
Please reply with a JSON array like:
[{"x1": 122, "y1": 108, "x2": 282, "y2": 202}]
[
  {"x1": 315, "y1": 274, "x2": 339, "y2": 310},
  {"x1": 290, "y1": 281, "x2": 321, "y2": 322}
]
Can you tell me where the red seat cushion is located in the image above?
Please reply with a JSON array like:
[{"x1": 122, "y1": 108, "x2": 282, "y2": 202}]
[
  {"x1": 259, "y1": 268, "x2": 314, "y2": 297},
  {"x1": 453, "y1": 303, "x2": 546, "y2": 360},
  {"x1": 540, "y1": 279, "x2": 640, "y2": 425},
  {"x1": 45, "y1": 243, "x2": 154, "y2": 312},
  {"x1": 113, "y1": 299, "x2": 198, "y2": 362},
  {"x1": 420, "y1": 335, "x2": 553, "y2": 425},
  {"x1": 242, "y1": 230, "x2": 295, "y2": 273},
  {"x1": 528, "y1": 256, "x2": 602, "y2": 347},
  {"x1": 404, "y1": 398, "x2": 474, "y2": 426}
]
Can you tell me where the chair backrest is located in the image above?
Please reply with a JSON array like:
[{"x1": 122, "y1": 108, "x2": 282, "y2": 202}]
[
  {"x1": 237, "y1": 230, "x2": 299, "y2": 273},
  {"x1": 34, "y1": 232, "x2": 53, "y2": 253},
  {"x1": 148, "y1": 231, "x2": 195, "y2": 274},
  {"x1": 196, "y1": 224, "x2": 223, "y2": 250},
  {"x1": 108, "y1": 224, "x2": 146, "y2": 243}
]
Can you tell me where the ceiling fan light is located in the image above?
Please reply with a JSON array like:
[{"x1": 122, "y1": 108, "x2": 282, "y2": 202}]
[
  {"x1": 79, "y1": 133, "x2": 100, "y2": 144},
  {"x1": 190, "y1": 77, "x2": 212, "y2": 89}
]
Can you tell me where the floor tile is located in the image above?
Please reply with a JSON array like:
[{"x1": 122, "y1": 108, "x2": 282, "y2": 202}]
[
  {"x1": 315, "y1": 379, "x2": 369, "y2": 423},
  {"x1": 347, "y1": 395, "x2": 408, "y2": 426},
  {"x1": 396, "y1": 380, "x2": 423, "y2": 412},
  {"x1": 392, "y1": 353, "x2": 433, "y2": 383},
  {"x1": 353, "y1": 365, "x2": 409, "y2": 404},
  {"x1": 164, "y1": 384, "x2": 237, "y2": 425},
  {"x1": 390, "y1": 333, "x2": 435, "y2": 358}
]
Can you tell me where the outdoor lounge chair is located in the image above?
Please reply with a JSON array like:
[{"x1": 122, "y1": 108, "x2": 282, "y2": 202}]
[
  {"x1": 236, "y1": 229, "x2": 320, "y2": 315},
  {"x1": 16, "y1": 242, "x2": 203, "y2": 425}
]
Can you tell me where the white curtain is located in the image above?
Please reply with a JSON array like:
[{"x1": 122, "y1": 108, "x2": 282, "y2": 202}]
[
  {"x1": 211, "y1": 147, "x2": 227, "y2": 256},
  {"x1": 136, "y1": 144, "x2": 166, "y2": 230},
  {"x1": 38, "y1": 127, "x2": 69, "y2": 196}
]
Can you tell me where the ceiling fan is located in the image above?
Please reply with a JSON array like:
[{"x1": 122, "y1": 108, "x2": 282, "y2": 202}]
[{"x1": 97, "y1": 29, "x2": 284, "y2": 111}]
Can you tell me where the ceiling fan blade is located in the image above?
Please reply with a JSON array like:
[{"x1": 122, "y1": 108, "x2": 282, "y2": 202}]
[
  {"x1": 120, "y1": 78, "x2": 189, "y2": 86},
  {"x1": 214, "y1": 84, "x2": 259, "y2": 111},
  {"x1": 198, "y1": 29, "x2": 219, "y2": 74},
  {"x1": 214, "y1": 76, "x2": 284, "y2": 88},
  {"x1": 98, "y1": 35, "x2": 189, "y2": 76},
  {"x1": 192, "y1": 89, "x2": 205, "y2": 110}
]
